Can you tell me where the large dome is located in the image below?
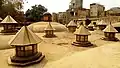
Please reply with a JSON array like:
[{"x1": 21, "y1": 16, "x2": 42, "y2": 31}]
[
  {"x1": 28, "y1": 22, "x2": 67, "y2": 33},
  {"x1": 112, "y1": 22, "x2": 120, "y2": 32},
  {"x1": 112, "y1": 22, "x2": 120, "y2": 27}
]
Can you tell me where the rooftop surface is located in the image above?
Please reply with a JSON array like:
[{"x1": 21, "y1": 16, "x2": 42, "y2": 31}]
[{"x1": 0, "y1": 27, "x2": 120, "y2": 68}]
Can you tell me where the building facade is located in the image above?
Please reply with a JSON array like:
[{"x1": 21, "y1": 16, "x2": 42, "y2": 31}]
[
  {"x1": 77, "y1": 8, "x2": 90, "y2": 18},
  {"x1": 69, "y1": 0, "x2": 83, "y2": 9},
  {"x1": 52, "y1": 13, "x2": 58, "y2": 22},
  {"x1": 58, "y1": 12, "x2": 67, "y2": 25},
  {"x1": 90, "y1": 3, "x2": 105, "y2": 18},
  {"x1": 106, "y1": 7, "x2": 120, "y2": 16},
  {"x1": 64, "y1": 0, "x2": 89, "y2": 24}
]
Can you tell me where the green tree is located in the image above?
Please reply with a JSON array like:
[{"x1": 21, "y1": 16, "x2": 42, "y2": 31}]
[
  {"x1": 0, "y1": 0, "x2": 3, "y2": 9},
  {"x1": 0, "y1": 0, "x2": 24, "y2": 22},
  {"x1": 25, "y1": 4, "x2": 47, "y2": 22},
  {"x1": 13, "y1": 1, "x2": 23, "y2": 10}
]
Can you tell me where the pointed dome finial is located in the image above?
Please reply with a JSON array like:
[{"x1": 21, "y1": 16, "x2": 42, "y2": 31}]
[
  {"x1": 80, "y1": 22, "x2": 83, "y2": 25},
  {"x1": 110, "y1": 22, "x2": 111, "y2": 25},
  {"x1": 23, "y1": 22, "x2": 27, "y2": 26},
  {"x1": 8, "y1": 12, "x2": 10, "y2": 15}
]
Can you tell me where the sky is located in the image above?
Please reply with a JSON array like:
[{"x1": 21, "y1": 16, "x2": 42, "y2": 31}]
[{"x1": 23, "y1": 0, "x2": 120, "y2": 13}]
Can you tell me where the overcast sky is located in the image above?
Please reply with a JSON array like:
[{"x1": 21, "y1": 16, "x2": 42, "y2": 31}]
[{"x1": 23, "y1": 0, "x2": 120, "y2": 13}]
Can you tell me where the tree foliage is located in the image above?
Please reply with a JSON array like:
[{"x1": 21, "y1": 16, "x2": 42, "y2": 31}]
[
  {"x1": 0, "y1": 0, "x2": 24, "y2": 22},
  {"x1": 25, "y1": 4, "x2": 47, "y2": 22},
  {"x1": 0, "y1": 0, "x2": 3, "y2": 9}
]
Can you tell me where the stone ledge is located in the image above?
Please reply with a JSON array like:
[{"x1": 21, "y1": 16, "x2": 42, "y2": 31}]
[
  {"x1": 8, "y1": 53, "x2": 45, "y2": 66},
  {"x1": 101, "y1": 37, "x2": 119, "y2": 41},
  {"x1": 43, "y1": 34, "x2": 57, "y2": 38},
  {"x1": 72, "y1": 41, "x2": 93, "y2": 47}
]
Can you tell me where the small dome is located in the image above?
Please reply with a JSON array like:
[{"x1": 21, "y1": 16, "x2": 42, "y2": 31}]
[
  {"x1": 74, "y1": 24, "x2": 90, "y2": 35},
  {"x1": 28, "y1": 22, "x2": 67, "y2": 33},
  {"x1": 43, "y1": 12, "x2": 51, "y2": 16},
  {"x1": 0, "y1": 17, "x2": 2, "y2": 21},
  {"x1": 97, "y1": 20, "x2": 107, "y2": 25},
  {"x1": 112, "y1": 22, "x2": 120, "y2": 27},
  {"x1": 112, "y1": 22, "x2": 120, "y2": 32},
  {"x1": 88, "y1": 23, "x2": 94, "y2": 27},
  {"x1": 67, "y1": 20, "x2": 77, "y2": 27}
]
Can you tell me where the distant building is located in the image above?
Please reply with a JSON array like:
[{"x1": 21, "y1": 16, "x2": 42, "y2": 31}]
[
  {"x1": 58, "y1": 12, "x2": 67, "y2": 25},
  {"x1": 77, "y1": 8, "x2": 90, "y2": 18},
  {"x1": 52, "y1": 13, "x2": 58, "y2": 22},
  {"x1": 69, "y1": 0, "x2": 83, "y2": 9},
  {"x1": 57, "y1": 1, "x2": 107, "y2": 25},
  {"x1": 106, "y1": 7, "x2": 120, "y2": 16},
  {"x1": 64, "y1": 0, "x2": 89, "y2": 24},
  {"x1": 65, "y1": 8, "x2": 90, "y2": 25},
  {"x1": 90, "y1": 3, "x2": 105, "y2": 18},
  {"x1": 56, "y1": 0, "x2": 90, "y2": 25}
]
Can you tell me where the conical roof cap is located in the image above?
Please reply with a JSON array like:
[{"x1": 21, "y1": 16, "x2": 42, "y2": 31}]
[
  {"x1": 0, "y1": 17, "x2": 2, "y2": 20},
  {"x1": 67, "y1": 20, "x2": 77, "y2": 27},
  {"x1": 112, "y1": 22, "x2": 120, "y2": 27},
  {"x1": 88, "y1": 22, "x2": 94, "y2": 27},
  {"x1": 1, "y1": 15, "x2": 17, "y2": 24},
  {"x1": 96, "y1": 20, "x2": 100, "y2": 24},
  {"x1": 74, "y1": 24, "x2": 90, "y2": 35},
  {"x1": 97, "y1": 20, "x2": 107, "y2": 25},
  {"x1": 103, "y1": 22, "x2": 118, "y2": 32},
  {"x1": 9, "y1": 26, "x2": 42, "y2": 46},
  {"x1": 44, "y1": 22, "x2": 55, "y2": 30}
]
